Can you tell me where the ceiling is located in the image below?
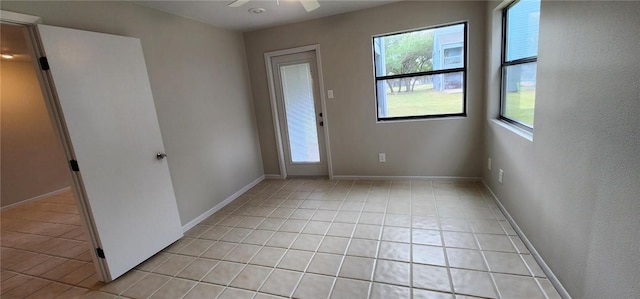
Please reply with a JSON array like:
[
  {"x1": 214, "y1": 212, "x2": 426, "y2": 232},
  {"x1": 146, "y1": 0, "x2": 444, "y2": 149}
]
[{"x1": 134, "y1": 0, "x2": 399, "y2": 32}]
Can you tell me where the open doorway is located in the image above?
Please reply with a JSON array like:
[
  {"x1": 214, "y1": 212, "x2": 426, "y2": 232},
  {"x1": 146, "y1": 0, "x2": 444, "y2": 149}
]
[{"x1": 0, "y1": 22, "x2": 101, "y2": 291}]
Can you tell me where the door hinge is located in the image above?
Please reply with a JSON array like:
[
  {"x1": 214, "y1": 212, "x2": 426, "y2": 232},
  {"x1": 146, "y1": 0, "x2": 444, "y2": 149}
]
[
  {"x1": 39, "y1": 57, "x2": 50, "y2": 71},
  {"x1": 69, "y1": 160, "x2": 80, "y2": 172},
  {"x1": 96, "y1": 248, "x2": 105, "y2": 259}
]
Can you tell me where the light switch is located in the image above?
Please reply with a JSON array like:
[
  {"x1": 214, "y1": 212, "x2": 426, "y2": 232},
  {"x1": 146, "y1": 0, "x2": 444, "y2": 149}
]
[{"x1": 327, "y1": 90, "x2": 334, "y2": 99}]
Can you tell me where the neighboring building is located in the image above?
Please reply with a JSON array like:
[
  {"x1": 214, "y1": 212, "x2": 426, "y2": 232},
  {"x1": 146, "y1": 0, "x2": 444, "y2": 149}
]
[{"x1": 432, "y1": 24, "x2": 464, "y2": 91}]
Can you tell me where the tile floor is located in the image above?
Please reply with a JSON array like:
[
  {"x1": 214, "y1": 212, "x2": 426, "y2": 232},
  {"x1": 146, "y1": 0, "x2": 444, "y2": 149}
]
[{"x1": 1, "y1": 179, "x2": 563, "y2": 298}]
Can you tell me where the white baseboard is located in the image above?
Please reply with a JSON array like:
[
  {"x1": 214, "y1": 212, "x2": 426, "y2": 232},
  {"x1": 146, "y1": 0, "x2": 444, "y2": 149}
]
[
  {"x1": 332, "y1": 175, "x2": 481, "y2": 181},
  {"x1": 182, "y1": 175, "x2": 265, "y2": 232},
  {"x1": 264, "y1": 174, "x2": 284, "y2": 180},
  {"x1": 1, "y1": 187, "x2": 72, "y2": 211},
  {"x1": 481, "y1": 180, "x2": 571, "y2": 299}
]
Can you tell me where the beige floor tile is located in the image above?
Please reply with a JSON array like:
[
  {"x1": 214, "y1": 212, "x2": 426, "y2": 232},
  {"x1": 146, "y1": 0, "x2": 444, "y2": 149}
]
[
  {"x1": 318, "y1": 236, "x2": 349, "y2": 254},
  {"x1": 442, "y1": 231, "x2": 478, "y2": 249},
  {"x1": 264, "y1": 231, "x2": 297, "y2": 248},
  {"x1": 493, "y1": 273, "x2": 545, "y2": 299},
  {"x1": 537, "y1": 278, "x2": 562, "y2": 299},
  {"x1": 339, "y1": 256, "x2": 374, "y2": 281},
  {"x1": 229, "y1": 265, "x2": 272, "y2": 291},
  {"x1": 412, "y1": 216, "x2": 440, "y2": 230},
  {"x1": 260, "y1": 269, "x2": 302, "y2": 297},
  {"x1": 330, "y1": 277, "x2": 371, "y2": 299},
  {"x1": 201, "y1": 242, "x2": 238, "y2": 260},
  {"x1": 220, "y1": 228, "x2": 252, "y2": 243},
  {"x1": 290, "y1": 234, "x2": 323, "y2": 252},
  {"x1": 483, "y1": 251, "x2": 530, "y2": 275},
  {"x1": 153, "y1": 255, "x2": 195, "y2": 276},
  {"x1": 468, "y1": 220, "x2": 506, "y2": 235},
  {"x1": 413, "y1": 288, "x2": 455, "y2": 299},
  {"x1": 413, "y1": 245, "x2": 446, "y2": 266},
  {"x1": 183, "y1": 282, "x2": 224, "y2": 299},
  {"x1": 236, "y1": 216, "x2": 266, "y2": 229},
  {"x1": 346, "y1": 238, "x2": 379, "y2": 258},
  {"x1": 358, "y1": 212, "x2": 386, "y2": 225},
  {"x1": 293, "y1": 273, "x2": 335, "y2": 299},
  {"x1": 59, "y1": 262, "x2": 96, "y2": 285},
  {"x1": 41, "y1": 260, "x2": 87, "y2": 281},
  {"x1": 381, "y1": 226, "x2": 411, "y2": 243},
  {"x1": 24, "y1": 282, "x2": 70, "y2": 299},
  {"x1": 99, "y1": 270, "x2": 147, "y2": 295},
  {"x1": 439, "y1": 218, "x2": 472, "y2": 232},
  {"x1": 201, "y1": 261, "x2": 244, "y2": 286},
  {"x1": 0, "y1": 179, "x2": 562, "y2": 299},
  {"x1": 219, "y1": 287, "x2": 256, "y2": 299},
  {"x1": 122, "y1": 273, "x2": 170, "y2": 298},
  {"x1": 475, "y1": 234, "x2": 516, "y2": 252},
  {"x1": 370, "y1": 282, "x2": 411, "y2": 299},
  {"x1": 149, "y1": 278, "x2": 197, "y2": 299},
  {"x1": 302, "y1": 221, "x2": 331, "y2": 235},
  {"x1": 353, "y1": 224, "x2": 382, "y2": 240},
  {"x1": 184, "y1": 225, "x2": 211, "y2": 238},
  {"x1": 446, "y1": 248, "x2": 487, "y2": 271},
  {"x1": 385, "y1": 214, "x2": 412, "y2": 227},
  {"x1": 374, "y1": 260, "x2": 410, "y2": 286},
  {"x1": 136, "y1": 252, "x2": 173, "y2": 272},
  {"x1": 176, "y1": 258, "x2": 219, "y2": 280},
  {"x1": 290, "y1": 208, "x2": 316, "y2": 220},
  {"x1": 450, "y1": 269, "x2": 497, "y2": 298},
  {"x1": 199, "y1": 226, "x2": 231, "y2": 241},
  {"x1": 178, "y1": 239, "x2": 215, "y2": 257},
  {"x1": 241, "y1": 230, "x2": 276, "y2": 246},
  {"x1": 334, "y1": 211, "x2": 360, "y2": 223},
  {"x1": 521, "y1": 254, "x2": 546, "y2": 278},
  {"x1": 277, "y1": 250, "x2": 314, "y2": 271},
  {"x1": 413, "y1": 229, "x2": 443, "y2": 246},
  {"x1": 327, "y1": 223, "x2": 356, "y2": 238},
  {"x1": 2, "y1": 277, "x2": 49, "y2": 298},
  {"x1": 307, "y1": 253, "x2": 343, "y2": 276},
  {"x1": 378, "y1": 241, "x2": 410, "y2": 262},
  {"x1": 223, "y1": 244, "x2": 261, "y2": 263},
  {"x1": 413, "y1": 264, "x2": 451, "y2": 293},
  {"x1": 249, "y1": 246, "x2": 287, "y2": 268}
]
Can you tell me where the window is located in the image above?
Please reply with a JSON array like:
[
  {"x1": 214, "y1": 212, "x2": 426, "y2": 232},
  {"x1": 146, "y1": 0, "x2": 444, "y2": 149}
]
[
  {"x1": 501, "y1": 0, "x2": 541, "y2": 129},
  {"x1": 373, "y1": 22, "x2": 467, "y2": 121}
]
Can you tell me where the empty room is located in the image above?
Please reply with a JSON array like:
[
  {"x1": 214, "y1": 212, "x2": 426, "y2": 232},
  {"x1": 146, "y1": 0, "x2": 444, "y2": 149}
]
[{"x1": 0, "y1": 0, "x2": 637, "y2": 298}]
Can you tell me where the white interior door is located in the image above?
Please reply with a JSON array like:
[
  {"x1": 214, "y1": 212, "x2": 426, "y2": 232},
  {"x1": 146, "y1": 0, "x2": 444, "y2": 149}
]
[
  {"x1": 36, "y1": 24, "x2": 183, "y2": 281},
  {"x1": 271, "y1": 51, "x2": 328, "y2": 176}
]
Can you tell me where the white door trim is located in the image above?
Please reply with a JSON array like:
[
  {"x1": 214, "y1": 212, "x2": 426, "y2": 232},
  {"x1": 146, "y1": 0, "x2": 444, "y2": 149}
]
[
  {"x1": 264, "y1": 44, "x2": 333, "y2": 179},
  {"x1": 0, "y1": 10, "x2": 109, "y2": 281}
]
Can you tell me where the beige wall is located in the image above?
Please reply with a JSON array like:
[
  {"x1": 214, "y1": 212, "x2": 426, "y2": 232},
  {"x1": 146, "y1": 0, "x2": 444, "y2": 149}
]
[
  {"x1": 244, "y1": 1, "x2": 487, "y2": 177},
  {"x1": 483, "y1": 1, "x2": 640, "y2": 298},
  {"x1": 1, "y1": 1, "x2": 264, "y2": 225},
  {"x1": 1, "y1": 60, "x2": 71, "y2": 207}
]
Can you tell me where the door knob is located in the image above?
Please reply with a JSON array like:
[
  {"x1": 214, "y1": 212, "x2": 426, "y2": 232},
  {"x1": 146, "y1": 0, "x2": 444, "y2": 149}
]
[{"x1": 156, "y1": 153, "x2": 167, "y2": 160}]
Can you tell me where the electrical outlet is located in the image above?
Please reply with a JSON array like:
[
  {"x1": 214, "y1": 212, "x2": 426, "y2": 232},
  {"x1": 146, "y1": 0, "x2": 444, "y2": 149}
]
[
  {"x1": 378, "y1": 153, "x2": 386, "y2": 163},
  {"x1": 488, "y1": 158, "x2": 492, "y2": 171},
  {"x1": 498, "y1": 169, "x2": 504, "y2": 184},
  {"x1": 327, "y1": 90, "x2": 334, "y2": 99}
]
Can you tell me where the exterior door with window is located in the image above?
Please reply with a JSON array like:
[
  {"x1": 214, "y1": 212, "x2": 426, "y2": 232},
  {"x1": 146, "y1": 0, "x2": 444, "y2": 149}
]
[{"x1": 271, "y1": 51, "x2": 327, "y2": 176}]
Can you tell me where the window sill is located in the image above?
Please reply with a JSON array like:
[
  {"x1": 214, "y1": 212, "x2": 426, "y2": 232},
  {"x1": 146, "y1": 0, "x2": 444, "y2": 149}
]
[{"x1": 491, "y1": 119, "x2": 533, "y2": 142}]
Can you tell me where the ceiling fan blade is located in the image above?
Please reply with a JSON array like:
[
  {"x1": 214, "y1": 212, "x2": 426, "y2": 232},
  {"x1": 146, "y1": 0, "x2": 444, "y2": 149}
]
[
  {"x1": 228, "y1": 0, "x2": 251, "y2": 8},
  {"x1": 300, "y1": 0, "x2": 320, "y2": 12}
]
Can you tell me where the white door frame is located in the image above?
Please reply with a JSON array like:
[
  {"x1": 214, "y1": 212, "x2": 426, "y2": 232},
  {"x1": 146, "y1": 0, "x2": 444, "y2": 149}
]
[
  {"x1": 264, "y1": 44, "x2": 333, "y2": 179},
  {"x1": 1, "y1": 10, "x2": 109, "y2": 281}
]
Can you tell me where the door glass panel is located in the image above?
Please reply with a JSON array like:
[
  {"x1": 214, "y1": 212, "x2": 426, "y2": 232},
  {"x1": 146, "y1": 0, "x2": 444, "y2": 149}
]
[{"x1": 280, "y1": 63, "x2": 320, "y2": 163}]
